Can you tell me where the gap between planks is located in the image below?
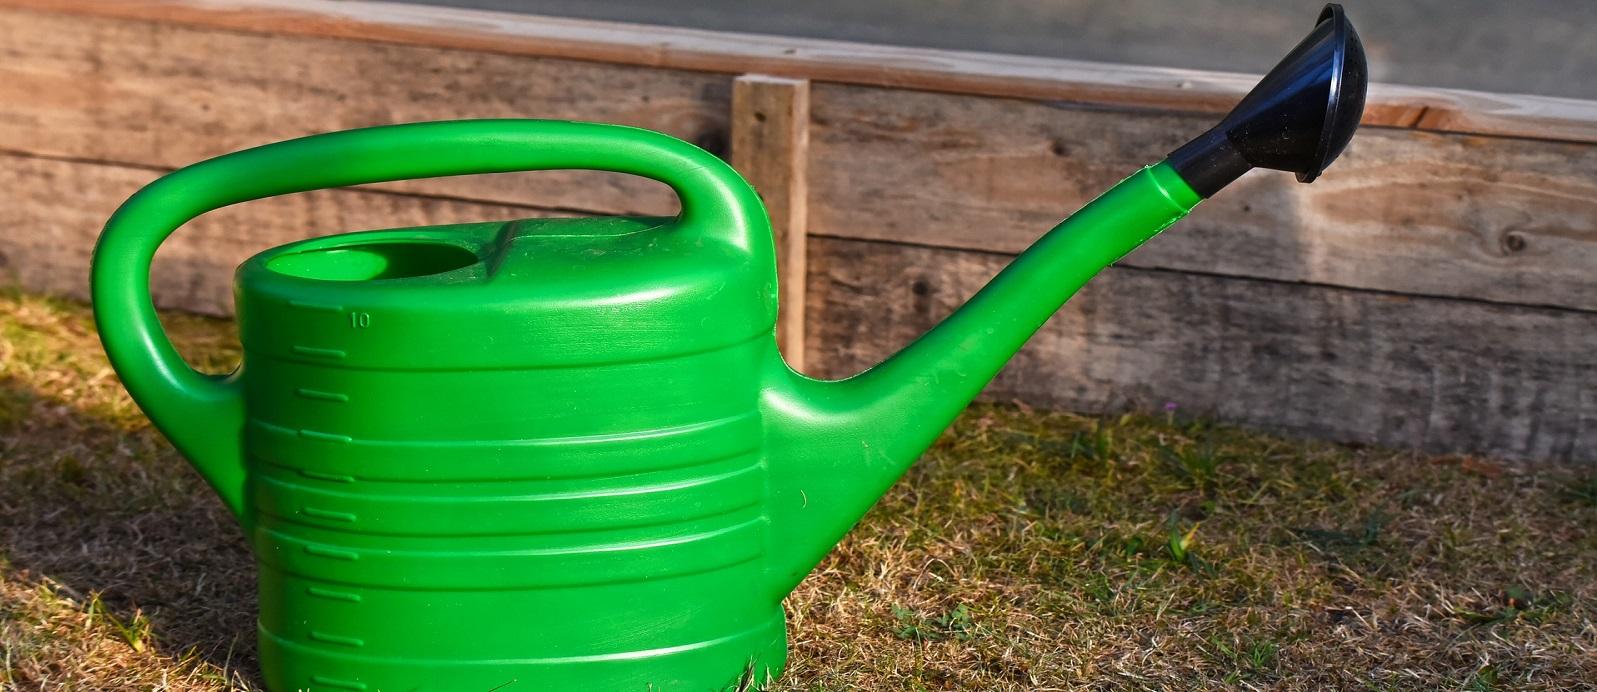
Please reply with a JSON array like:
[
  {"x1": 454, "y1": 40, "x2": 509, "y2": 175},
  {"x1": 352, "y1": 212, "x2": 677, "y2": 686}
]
[{"x1": 807, "y1": 231, "x2": 1597, "y2": 318}]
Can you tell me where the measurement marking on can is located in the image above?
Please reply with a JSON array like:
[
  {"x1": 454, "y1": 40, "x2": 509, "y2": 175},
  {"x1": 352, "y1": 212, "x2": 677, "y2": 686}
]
[
  {"x1": 303, "y1": 544, "x2": 358, "y2": 561},
  {"x1": 287, "y1": 300, "x2": 344, "y2": 313},
  {"x1": 310, "y1": 631, "x2": 366, "y2": 648},
  {"x1": 310, "y1": 675, "x2": 367, "y2": 691},
  {"x1": 292, "y1": 345, "x2": 347, "y2": 360},
  {"x1": 299, "y1": 469, "x2": 355, "y2": 483},
  {"x1": 306, "y1": 587, "x2": 363, "y2": 603},
  {"x1": 298, "y1": 429, "x2": 353, "y2": 444},
  {"x1": 295, "y1": 388, "x2": 349, "y2": 403},
  {"x1": 301, "y1": 506, "x2": 357, "y2": 523}
]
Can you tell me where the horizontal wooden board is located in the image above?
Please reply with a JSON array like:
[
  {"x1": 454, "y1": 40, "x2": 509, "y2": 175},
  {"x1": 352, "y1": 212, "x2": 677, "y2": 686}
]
[
  {"x1": 0, "y1": 153, "x2": 545, "y2": 315},
  {"x1": 806, "y1": 236, "x2": 1596, "y2": 462},
  {"x1": 808, "y1": 83, "x2": 1597, "y2": 312},
  {"x1": 0, "y1": 5, "x2": 726, "y2": 216},
  {"x1": 7, "y1": 7, "x2": 1594, "y2": 313},
  {"x1": 12, "y1": 0, "x2": 1597, "y2": 145},
  {"x1": 2, "y1": 0, "x2": 1594, "y2": 463},
  {"x1": 6, "y1": 154, "x2": 1593, "y2": 463}
]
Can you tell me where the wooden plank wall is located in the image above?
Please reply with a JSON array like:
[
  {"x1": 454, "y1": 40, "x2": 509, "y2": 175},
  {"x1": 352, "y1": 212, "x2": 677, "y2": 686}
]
[{"x1": 1, "y1": 1, "x2": 1592, "y2": 462}]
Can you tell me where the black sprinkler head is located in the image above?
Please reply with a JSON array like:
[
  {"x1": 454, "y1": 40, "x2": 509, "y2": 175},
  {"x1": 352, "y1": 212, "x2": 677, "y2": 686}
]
[{"x1": 1167, "y1": 3, "x2": 1368, "y2": 197}]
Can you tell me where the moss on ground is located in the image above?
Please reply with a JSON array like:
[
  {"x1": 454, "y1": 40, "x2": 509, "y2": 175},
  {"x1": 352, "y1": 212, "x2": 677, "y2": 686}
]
[{"x1": 0, "y1": 290, "x2": 1592, "y2": 690}]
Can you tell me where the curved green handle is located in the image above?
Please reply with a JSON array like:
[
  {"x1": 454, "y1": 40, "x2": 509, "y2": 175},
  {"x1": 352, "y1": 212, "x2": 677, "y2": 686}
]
[{"x1": 91, "y1": 119, "x2": 767, "y2": 521}]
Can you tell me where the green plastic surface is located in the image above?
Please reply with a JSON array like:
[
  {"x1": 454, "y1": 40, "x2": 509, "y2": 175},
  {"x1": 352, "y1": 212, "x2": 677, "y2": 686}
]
[{"x1": 91, "y1": 119, "x2": 1199, "y2": 690}]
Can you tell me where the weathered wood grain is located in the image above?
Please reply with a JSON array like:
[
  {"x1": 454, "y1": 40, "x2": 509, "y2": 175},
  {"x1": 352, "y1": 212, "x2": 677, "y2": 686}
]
[
  {"x1": 732, "y1": 75, "x2": 810, "y2": 372},
  {"x1": 2, "y1": 1, "x2": 1594, "y2": 462},
  {"x1": 6, "y1": 2, "x2": 1590, "y2": 310},
  {"x1": 0, "y1": 153, "x2": 546, "y2": 315},
  {"x1": 11, "y1": 0, "x2": 1597, "y2": 145},
  {"x1": 806, "y1": 236, "x2": 1596, "y2": 462},
  {"x1": 6, "y1": 6, "x2": 1597, "y2": 313},
  {"x1": 0, "y1": 5, "x2": 728, "y2": 216},
  {"x1": 808, "y1": 84, "x2": 1597, "y2": 312}
]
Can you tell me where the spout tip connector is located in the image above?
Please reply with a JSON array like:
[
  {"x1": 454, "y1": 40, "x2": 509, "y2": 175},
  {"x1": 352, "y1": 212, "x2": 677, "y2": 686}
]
[
  {"x1": 1168, "y1": 3, "x2": 1368, "y2": 197},
  {"x1": 1297, "y1": 3, "x2": 1367, "y2": 184}
]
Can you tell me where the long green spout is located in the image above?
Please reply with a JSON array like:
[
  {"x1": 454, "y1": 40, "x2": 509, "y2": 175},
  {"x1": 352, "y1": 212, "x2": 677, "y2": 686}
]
[
  {"x1": 760, "y1": 162, "x2": 1201, "y2": 596},
  {"x1": 759, "y1": 1, "x2": 1369, "y2": 595}
]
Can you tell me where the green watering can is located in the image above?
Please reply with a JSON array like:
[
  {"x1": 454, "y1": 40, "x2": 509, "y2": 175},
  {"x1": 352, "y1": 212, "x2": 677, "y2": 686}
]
[{"x1": 92, "y1": 6, "x2": 1364, "y2": 690}]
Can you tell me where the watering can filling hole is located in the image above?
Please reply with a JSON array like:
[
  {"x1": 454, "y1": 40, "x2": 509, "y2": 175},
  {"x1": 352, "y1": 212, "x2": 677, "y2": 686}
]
[{"x1": 265, "y1": 240, "x2": 479, "y2": 282}]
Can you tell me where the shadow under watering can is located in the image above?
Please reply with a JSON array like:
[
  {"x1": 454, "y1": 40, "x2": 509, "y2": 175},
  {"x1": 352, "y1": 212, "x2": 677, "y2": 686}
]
[{"x1": 90, "y1": 5, "x2": 1366, "y2": 690}]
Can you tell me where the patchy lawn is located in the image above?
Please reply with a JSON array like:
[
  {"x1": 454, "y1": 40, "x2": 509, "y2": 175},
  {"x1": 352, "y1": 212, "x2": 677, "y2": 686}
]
[{"x1": 0, "y1": 290, "x2": 1593, "y2": 690}]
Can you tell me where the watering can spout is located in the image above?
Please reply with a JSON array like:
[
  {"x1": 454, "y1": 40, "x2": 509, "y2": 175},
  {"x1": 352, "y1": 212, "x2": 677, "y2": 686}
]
[
  {"x1": 1168, "y1": 3, "x2": 1367, "y2": 196},
  {"x1": 760, "y1": 4, "x2": 1367, "y2": 598}
]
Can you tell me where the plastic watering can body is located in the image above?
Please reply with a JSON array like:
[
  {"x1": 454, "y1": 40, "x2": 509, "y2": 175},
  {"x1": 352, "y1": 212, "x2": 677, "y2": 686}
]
[
  {"x1": 97, "y1": 121, "x2": 799, "y2": 689},
  {"x1": 91, "y1": 8, "x2": 1365, "y2": 689},
  {"x1": 92, "y1": 117, "x2": 1198, "y2": 691},
  {"x1": 238, "y1": 221, "x2": 787, "y2": 686}
]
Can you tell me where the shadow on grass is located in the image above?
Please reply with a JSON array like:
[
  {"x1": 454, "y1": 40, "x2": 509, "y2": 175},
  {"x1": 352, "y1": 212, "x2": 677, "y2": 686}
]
[{"x1": 0, "y1": 375, "x2": 260, "y2": 684}]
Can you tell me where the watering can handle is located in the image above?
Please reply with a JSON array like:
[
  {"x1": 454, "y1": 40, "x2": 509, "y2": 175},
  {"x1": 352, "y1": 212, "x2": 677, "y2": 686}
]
[{"x1": 91, "y1": 119, "x2": 769, "y2": 521}]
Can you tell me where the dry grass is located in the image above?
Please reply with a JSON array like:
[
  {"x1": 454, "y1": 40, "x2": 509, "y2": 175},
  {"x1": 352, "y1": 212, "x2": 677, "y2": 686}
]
[{"x1": 0, "y1": 289, "x2": 1593, "y2": 691}]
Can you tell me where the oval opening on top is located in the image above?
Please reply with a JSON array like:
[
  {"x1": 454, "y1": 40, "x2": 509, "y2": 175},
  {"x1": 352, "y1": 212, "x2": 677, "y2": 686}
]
[{"x1": 266, "y1": 241, "x2": 479, "y2": 282}]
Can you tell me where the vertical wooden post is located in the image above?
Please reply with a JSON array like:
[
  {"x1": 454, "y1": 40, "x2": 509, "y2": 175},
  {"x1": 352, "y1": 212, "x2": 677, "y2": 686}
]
[{"x1": 731, "y1": 74, "x2": 811, "y2": 372}]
